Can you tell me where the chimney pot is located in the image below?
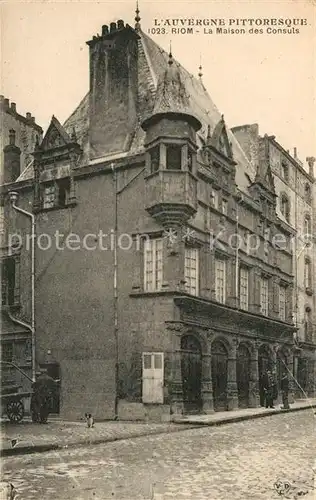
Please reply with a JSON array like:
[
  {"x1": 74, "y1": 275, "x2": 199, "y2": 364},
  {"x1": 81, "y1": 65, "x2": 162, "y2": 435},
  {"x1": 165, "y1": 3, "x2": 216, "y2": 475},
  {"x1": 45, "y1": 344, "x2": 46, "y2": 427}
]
[
  {"x1": 30, "y1": 116, "x2": 35, "y2": 123},
  {"x1": 102, "y1": 25, "x2": 109, "y2": 36},
  {"x1": 4, "y1": 98, "x2": 9, "y2": 110},
  {"x1": 110, "y1": 22, "x2": 117, "y2": 32},
  {"x1": 4, "y1": 129, "x2": 21, "y2": 183},
  {"x1": 117, "y1": 19, "x2": 124, "y2": 30},
  {"x1": 26, "y1": 112, "x2": 31, "y2": 120},
  {"x1": 10, "y1": 102, "x2": 16, "y2": 112},
  {"x1": 294, "y1": 147, "x2": 297, "y2": 158}
]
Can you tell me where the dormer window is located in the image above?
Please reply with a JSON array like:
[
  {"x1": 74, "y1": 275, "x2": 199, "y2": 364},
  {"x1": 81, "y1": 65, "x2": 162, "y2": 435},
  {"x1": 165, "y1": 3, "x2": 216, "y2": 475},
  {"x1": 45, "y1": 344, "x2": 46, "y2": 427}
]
[
  {"x1": 42, "y1": 179, "x2": 70, "y2": 210},
  {"x1": 305, "y1": 183, "x2": 312, "y2": 204},
  {"x1": 281, "y1": 161, "x2": 289, "y2": 181},
  {"x1": 166, "y1": 145, "x2": 182, "y2": 170},
  {"x1": 150, "y1": 146, "x2": 160, "y2": 173}
]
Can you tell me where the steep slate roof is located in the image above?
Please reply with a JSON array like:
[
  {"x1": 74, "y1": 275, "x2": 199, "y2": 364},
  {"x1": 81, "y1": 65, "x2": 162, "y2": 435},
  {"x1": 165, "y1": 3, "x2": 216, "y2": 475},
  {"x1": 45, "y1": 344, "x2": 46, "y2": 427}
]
[{"x1": 18, "y1": 27, "x2": 256, "y2": 192}]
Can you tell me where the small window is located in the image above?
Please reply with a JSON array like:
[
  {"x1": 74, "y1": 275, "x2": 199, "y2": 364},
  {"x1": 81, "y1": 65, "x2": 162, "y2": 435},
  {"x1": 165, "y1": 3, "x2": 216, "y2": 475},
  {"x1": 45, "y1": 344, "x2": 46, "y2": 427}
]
[
  {"x1": 215, "y1": 258, "x2": 226, "y2": 304},
  {"x1": 281, "y1": 161, "x2": 289, "y2": 181},
  {"x1": 154, "y1": 353, "x2": 163, "y2": 369},
  {"x1": 144, "y1": 239, "x2": 163, "y2": 292},
  {"x1": 304, "y1": 258, "x2": 312, "y2": 291},
  {"x1": 150, "y1": 146, "x2": 160, "y2": 173},
  {"x1": 211, "y1": 189, "x2": 219, "y2": 209},
  {"x1": 187, "y1": 150, "x2": 193, "y2": 173},
  {"x1": 1, "y1": 257, "x2": 16, "y2": 306},
  {"x1": 1, "y1": 342, "x2": 13, "y2": 362},
  {"x1": 305, "y1": 183, "x2": 312, "y2": 204},
  {"x1": 222, "y1": 199, "x2": 228, "y2": 216},
  {"x1": 143, "y1": 354, "x2": 152, "y2": 370},
  {"x1": 57, "y1": 179, "x2": 70, "y2": 208},
  {"x1": 43, "y1": 183, "x2": 56, "y2": 209},
  {"x1": 239, "y1": 267, "x2": 249, "y2": 311},
  {"x1": 279, "y1": 285, "x2": 286, "y2": 321},
  {"x1": 304, "y1": 215, "x2": 311, "y2": 234},
  {"x1": 166, "y1": 145, "x2": 182, "y2": 170},
  {"x1": 184, "y1": 247, "x2": 199, "y2": 296},
  {"x1": 280, "y1": 194, "x2": 290, "y2": 222},
  {"x1": 260, "y1": 277, "x2": 269, "y2": 316}
]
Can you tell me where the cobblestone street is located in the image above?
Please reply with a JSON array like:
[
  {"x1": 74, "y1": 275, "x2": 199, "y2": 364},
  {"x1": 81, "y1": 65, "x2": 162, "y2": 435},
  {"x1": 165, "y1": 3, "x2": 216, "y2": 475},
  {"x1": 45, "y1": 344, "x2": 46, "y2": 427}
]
[{"x1": 2, "y1": 410, "x2": 315, "y2": 500}]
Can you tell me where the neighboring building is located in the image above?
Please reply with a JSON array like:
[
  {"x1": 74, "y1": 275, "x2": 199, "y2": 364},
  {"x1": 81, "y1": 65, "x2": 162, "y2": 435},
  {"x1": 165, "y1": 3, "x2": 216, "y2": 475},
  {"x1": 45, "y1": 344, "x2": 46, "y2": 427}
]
[
  {"x1": 1, "y1": 16, "x2": 307, "y2": 421},
  {"x1": 0, "y1": 99, "x2": 42, "y2": 399},
  {"x1": 232, "y1": 124, "x2": 316, "y2": 397}
]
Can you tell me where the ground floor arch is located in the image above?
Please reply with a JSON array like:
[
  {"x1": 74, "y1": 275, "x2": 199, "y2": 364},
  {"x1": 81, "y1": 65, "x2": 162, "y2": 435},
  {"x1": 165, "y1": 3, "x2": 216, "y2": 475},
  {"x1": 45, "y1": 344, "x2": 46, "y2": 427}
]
[
  {"x1": 180, "y1": 334, "x2": 202, "y2": 413},
  {"x1": 211, "y1": 340, "x2": 228, "y2": 411},
  {"x1": 258, "y1": 344, "x2": 273, "y2": 406},
  {"x1": 237, "y1": 343, "x2": 251, "y2": 408}
]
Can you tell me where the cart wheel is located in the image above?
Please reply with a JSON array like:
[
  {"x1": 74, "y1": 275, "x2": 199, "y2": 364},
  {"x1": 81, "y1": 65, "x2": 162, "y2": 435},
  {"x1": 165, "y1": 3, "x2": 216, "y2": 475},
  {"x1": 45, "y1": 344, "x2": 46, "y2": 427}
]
[{"x1": 7, "y1": 400, "x2": 24, "y2": 423}]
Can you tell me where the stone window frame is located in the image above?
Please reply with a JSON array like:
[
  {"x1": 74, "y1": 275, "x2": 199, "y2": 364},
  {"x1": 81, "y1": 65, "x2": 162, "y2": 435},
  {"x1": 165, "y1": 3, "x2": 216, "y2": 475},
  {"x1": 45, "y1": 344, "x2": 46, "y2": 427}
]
[
  {"x1": 280, "y1": 192, "x2": 290, "y2": 223},
  {"x1": 304, "y1": 256, "x2": 313, "y2": 294},
  {"x1": 304, "y1": 183, "x2": 312, "y2": 204},
  {"x1": 184, "y1": 245, "x2": 199, "y2": 296},
  {"x1": 281, "y1": 160, "x2": 289, "y2": 182},
  {"x1": 239, "y1": 265, "x2": 249, "y2": 311},
  {"x1": 278, "y1": 284, "x2": 287, "y2": 321},
  {"x1": 1, "y1": 253, "x2": 20, "y2": 307},
  {"x1": 143, "y1": 237, "x2": 164, "y2": 292},
  {"x1": 214, "y1": 255, "x2": 227, "y2": 305},
  {"x1": 260, "y1": 274, "x2": 270, "y2": 316},
  {"x1": 41, "y1": 178, "x2": 71, "y2": 211}
]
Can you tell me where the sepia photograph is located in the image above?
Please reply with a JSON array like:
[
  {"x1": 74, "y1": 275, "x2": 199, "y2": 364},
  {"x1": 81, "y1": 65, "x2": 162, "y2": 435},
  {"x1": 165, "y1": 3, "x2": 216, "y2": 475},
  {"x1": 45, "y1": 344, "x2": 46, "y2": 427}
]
[{"x1": 0, "y1": 0, "x2": 315, "y2": 498}]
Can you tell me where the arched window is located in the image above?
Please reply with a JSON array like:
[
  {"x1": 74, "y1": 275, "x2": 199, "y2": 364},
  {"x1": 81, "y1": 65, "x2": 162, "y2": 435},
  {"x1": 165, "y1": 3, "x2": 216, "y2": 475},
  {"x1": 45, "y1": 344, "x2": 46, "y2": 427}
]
[
  {"x1": 304, "y1": 257, "x2": 312, "y2": 291},
  {"x1": 280, "y1": 193, "x2": 290, "y2": 222},
  {"x1": 304, "y1": 183, "x2": 312, "y2": 204}
]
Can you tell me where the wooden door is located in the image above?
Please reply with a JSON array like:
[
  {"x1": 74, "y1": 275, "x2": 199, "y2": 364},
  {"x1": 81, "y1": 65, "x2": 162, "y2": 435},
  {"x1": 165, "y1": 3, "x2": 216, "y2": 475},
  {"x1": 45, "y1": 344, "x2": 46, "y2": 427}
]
[
  {"x1": 237, "y1": 344, "x2": 250, "y2": 408},
  {"x1": 211, "y1": 341, "x2": 228, "y2": 411},
  {"x1": 258, "y1": 346, "x2": 272, "y2": 406},
  {"x1": 142, "y1": 352, "x2": 164, "y2": 404},
  {"x1": 180, "y1": 336, "x2": 202, "y2": 413}
]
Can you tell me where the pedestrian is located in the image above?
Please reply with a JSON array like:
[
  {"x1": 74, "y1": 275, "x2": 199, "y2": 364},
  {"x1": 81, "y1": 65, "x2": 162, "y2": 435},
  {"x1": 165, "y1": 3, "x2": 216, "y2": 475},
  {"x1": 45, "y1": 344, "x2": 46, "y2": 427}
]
[
  {"x1": 263, "y1": 370, "x2": 275, "y2": 409},
  {"x1": 280, "y1": 371, "x2": 290, "y2": 410},
  {"x1": 31, "y1": 369, "x2": 57, "y2": 424}
]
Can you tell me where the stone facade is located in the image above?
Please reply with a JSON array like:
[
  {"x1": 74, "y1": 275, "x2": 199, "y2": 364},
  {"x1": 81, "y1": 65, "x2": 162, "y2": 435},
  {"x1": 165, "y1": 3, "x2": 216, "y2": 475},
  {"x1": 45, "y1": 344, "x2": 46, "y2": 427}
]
[
  {"x1": 233, "y1": 125, "x2": 316, "y2": 397},
  {"x1": 1, "y1": 18, "x2": 313, "y2": 421}
]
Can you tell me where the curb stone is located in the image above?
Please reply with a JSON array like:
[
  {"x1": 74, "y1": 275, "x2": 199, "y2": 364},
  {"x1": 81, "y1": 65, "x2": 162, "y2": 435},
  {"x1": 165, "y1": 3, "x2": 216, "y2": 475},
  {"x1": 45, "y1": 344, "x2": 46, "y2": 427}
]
[{"x1": 1, "y1": 404, "x2": 315, "y2": 458}]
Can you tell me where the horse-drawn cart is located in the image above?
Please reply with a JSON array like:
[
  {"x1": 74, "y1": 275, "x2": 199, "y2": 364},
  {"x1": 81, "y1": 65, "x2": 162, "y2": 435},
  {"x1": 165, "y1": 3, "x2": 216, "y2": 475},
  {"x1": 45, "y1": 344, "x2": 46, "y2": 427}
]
[{"x1": 0, "y1": 362, "x2": 33, "y2": 423}]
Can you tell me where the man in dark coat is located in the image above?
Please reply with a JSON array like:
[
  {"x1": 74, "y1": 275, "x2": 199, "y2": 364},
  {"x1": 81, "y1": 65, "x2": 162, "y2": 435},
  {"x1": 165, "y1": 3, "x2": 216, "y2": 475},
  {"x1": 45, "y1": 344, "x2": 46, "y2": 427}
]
[
  {"x1": 31, "y1": 370, "x2": 57, "y2": 423},
  {"x1": 263, "y1": 370, "x2": 276, "y2": 409},
  {"x1": 280, "y1": 371, "x2": 290, "y2": 410}
]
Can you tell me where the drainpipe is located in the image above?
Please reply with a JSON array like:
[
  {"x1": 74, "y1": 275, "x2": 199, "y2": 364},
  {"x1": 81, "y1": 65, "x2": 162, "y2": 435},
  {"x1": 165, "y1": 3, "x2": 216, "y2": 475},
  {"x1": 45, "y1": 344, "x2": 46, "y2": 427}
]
[
  {"x1": 8, "y1": 191, "x2": 36, "y2": 382},
  {"x1": 111, "y1": 163, "x2": 146, "y2": 419}
]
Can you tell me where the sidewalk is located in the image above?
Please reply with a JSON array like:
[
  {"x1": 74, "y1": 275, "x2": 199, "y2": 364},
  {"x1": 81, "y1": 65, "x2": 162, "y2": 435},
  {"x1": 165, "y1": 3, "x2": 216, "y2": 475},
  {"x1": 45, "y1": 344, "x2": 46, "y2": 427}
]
[{"x1": 1, "y1": 399, "x2": 315, "y2": 457}]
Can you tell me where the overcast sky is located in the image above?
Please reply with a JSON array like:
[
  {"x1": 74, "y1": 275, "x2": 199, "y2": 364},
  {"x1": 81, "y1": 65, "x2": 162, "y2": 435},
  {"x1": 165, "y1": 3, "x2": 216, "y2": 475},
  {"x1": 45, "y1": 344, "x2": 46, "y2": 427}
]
[{"x1": 1, "y1": 0, "x2": 315, "y2": 168}]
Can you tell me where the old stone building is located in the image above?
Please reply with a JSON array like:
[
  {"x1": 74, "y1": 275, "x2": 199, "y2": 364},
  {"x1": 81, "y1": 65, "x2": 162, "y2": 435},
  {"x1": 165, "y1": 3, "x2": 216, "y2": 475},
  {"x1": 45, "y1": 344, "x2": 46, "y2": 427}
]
[
  {"x1": 1, "y1": 15, "x2": 311, "y2": 420},
  {"x1": 232, "y1": 124, "x2": 316, "y2": 398},
  {"x1": 0, "y1": 98, "x2": 43, "y2": 397}
]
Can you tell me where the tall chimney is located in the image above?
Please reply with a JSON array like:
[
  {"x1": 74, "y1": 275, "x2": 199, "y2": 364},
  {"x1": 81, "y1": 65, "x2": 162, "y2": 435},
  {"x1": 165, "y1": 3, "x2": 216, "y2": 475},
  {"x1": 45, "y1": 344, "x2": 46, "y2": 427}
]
[
  {"x1": 3, "y1": 129, "x2": 21, "y2": 183},
  {"x1": 306, "y1": 157, "x2": 315, "y2": 178},
  {"x1": 86, "y1": 21, "x2": 140, "y2": 159},
  {"x1": 294, "y1": 147, "x2": 297, "y2": 159}
]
